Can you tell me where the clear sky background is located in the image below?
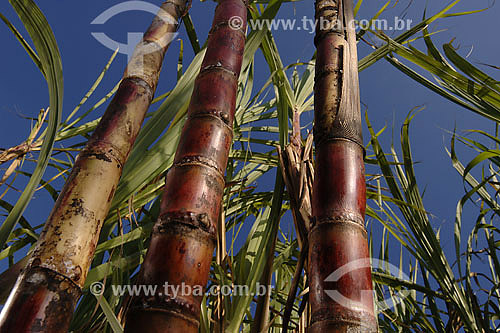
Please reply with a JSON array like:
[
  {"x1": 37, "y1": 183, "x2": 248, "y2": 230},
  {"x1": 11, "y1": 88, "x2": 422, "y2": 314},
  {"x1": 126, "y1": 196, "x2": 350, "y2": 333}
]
[{"x1": 0, "y1": 0, "x2": 499, "y2": 295}]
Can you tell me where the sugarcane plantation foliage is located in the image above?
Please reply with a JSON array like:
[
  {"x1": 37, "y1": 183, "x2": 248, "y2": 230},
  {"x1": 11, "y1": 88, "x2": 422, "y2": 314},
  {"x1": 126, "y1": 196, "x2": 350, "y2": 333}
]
[{"x1": 0, "y1": 0, "x2": 500, "y2": 332}]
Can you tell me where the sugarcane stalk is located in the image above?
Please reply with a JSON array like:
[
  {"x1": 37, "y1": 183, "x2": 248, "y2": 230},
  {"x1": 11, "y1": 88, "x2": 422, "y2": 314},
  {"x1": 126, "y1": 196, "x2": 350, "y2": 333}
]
[
  {"x1": 123, "y1": 0, "x2": 247, "y2": 331},
  {"x1": 0, "y1": 1, "x2": 188, "y2": 331},
  {"x1": 308, "y1": 0, "x2": 377, "y2": 331}
]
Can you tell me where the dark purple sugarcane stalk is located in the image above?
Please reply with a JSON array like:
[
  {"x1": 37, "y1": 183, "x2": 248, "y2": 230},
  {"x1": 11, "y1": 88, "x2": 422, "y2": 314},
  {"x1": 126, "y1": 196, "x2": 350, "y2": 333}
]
[
  {"x1": 0, "y1": 1, "x2": 188, "y2": 332},
  {"x1": 308, "y1": 0, "x2": 377, "y2": 331},
  {"x1": 123, "y1": 0, "x2": 247, "y2": 331}
]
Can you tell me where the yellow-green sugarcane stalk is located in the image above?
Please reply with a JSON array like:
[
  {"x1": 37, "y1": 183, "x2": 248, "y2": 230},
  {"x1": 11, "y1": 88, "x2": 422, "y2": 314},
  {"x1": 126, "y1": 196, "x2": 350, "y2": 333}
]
[{"x1": 0, "y1": 1, "x2": 188, "y2": 331}]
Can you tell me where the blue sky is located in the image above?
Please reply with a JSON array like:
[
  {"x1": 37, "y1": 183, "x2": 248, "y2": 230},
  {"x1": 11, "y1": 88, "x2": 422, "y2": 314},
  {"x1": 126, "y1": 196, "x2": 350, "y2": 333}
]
[{"x1": 0, "y1": 0, "x2": 499, "y2": 307}]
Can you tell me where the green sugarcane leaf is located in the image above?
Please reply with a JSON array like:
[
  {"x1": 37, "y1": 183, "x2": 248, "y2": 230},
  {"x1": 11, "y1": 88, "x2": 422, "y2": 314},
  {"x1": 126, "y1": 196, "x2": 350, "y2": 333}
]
[
  {"x1": 463, "y1": 150, "x2": 500, "y2": 179},
  {"x1": 443, "y1": 42, "x2": 500, "y2": 95},
  {"x1": 0, "y1": 12, "x2": 42, "y2": 72},
  {"x1": 94, "y1": 294, "x2": 124, "y2": 333},
  {"x1": 359, "y1": 0, "x2": 464, "y2": 72},
  {"x1": 63, "y1": 48, "x2": 119, "y2": 127},
  {"x1": 182, "y1": 13, "x2": 200, "y2": 54}
]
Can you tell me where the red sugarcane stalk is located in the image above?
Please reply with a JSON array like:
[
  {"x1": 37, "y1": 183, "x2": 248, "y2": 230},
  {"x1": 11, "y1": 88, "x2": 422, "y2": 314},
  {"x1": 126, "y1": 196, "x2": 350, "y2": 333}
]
[
  {"x1": 308, "y1": 0, "x2": 377, "y2": 331},
  {"x1": 0, "y1": 1, "x2": 188, "y2": 332},
  {"x1": 123, "y1": 0, "x2": 247, "y2": 331}
]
